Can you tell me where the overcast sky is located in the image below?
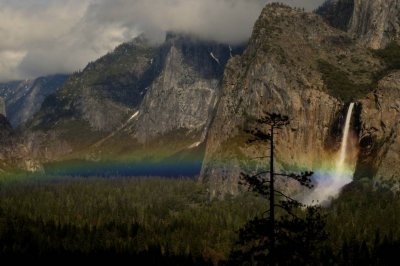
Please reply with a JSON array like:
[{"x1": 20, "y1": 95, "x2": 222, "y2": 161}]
[{"x1": 0, "y1": 0, "x2": 326, "y2": 82}]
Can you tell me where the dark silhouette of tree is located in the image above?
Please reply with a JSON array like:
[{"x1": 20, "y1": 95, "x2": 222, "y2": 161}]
[{"x1": 229, "y1": 113, "x2": 328, "y2": 265}]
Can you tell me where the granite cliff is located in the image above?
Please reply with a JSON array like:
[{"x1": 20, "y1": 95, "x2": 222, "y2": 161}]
[
  {"x1": 0, "y1": 115, "x2": 42, "y2": 173},
  {"x1": 27, "y1": 34, "x2": 243, "y2": 162},
  {"x1": 199, "y1": 3, "x2": 400, "y2": 195},
  {"x1": 133, "y1": 35, "x2": 232, "y2": 145},
  {"x1": 357, "y1": 71, "x2": 400, "y2": 186},
  {"x1": 0, "y1": 97, "x2": 5, "y2": 116},
  {"x1": 349, "y1": 0, "x2": 400, "y2": 49},
  {"x1": 8, "y1": 1, "x2": 400, "y2": 189},
  {"x1": 0, "y1": 75, "x2": 68, "y2": 127},
  {"x1": 0, "y1": 115, "x2": 14, "y2": 172},
  {"x1": 317, "y1": 0, "x2": 354, "y2": 30}
]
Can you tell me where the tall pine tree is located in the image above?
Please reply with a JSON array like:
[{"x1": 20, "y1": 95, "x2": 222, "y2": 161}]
[{"x1": 230, "y1": 113, "x2": 328, "y2": 265}]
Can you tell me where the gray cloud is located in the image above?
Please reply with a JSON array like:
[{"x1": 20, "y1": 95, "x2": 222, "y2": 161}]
[{"x1": 0, "y1": 0, "x2": 326, "y2": 82}]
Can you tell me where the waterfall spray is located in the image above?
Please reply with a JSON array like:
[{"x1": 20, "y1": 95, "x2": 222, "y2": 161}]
[{"x1": 302, "y1": 103, "x2": 356, "y2": 205}]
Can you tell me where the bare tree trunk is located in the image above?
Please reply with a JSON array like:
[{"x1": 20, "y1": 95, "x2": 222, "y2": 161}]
[{"x1": 270, "y1": 124, "x2": 275, "y2": 262}]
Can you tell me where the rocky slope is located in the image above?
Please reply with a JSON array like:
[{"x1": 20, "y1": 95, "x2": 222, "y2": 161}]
[
  {"x1": 132, "y1": 34, "x2": 238, "y2": 145},
  {"x1": 318, "y1": 0, "x2": 400, "y2": 49},
  {"x1": 200, "y1": 4, "x2": 386, "y2": 196},
  {"x1": 0, "y1": 115, "x2": 15, "y2": 172},
  {"x1": 10, "y1": 1, "x2": 400, "y2": 187},
  {"x1": 26, "y1": 36, "x2": 159, "y2": 160},
  {"x1": 357, "y1": 71, "x2": 400, "y2": 186},
  {"x1": 349, "y1": 0, "x2": 400, "y2": 49},
  {"x1": 29, "y1": 36, "x2": 154, "y2": 132},
  {"x1": 27, "y1": 34, "x2": 243, "y2": 162},
  {"x1": 316, "y1": 0, "x2": 354, "y2": 30},
  {"x1": 0, "y1": 75, "x2": 67, "y2": 127},
  {"x1": 0, "y1": 115, "x2": 42, "y2": 173},
  {"x1": 0, "y1": 97, "x2": 5, "y2": 116}
]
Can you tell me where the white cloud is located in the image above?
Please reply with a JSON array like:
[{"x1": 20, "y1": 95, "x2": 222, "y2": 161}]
[
  {"x1": 0, "y1": 0, "x2": 326, "y2": 82},
  {"x1": 0, "y1": 50, "x2": 27, "y2": 81}
]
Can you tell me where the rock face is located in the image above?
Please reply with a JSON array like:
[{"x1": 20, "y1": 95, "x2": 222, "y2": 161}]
[
  {"x1": 349, "y1": 0, "x2": 400, "y2": 49},
  {"x1": 134, "y1": 35, "x2": 236, "y2": 144},
  {"x1": 0, "y1": 115, "x2": 42, "y2": 173},
  {"x1": 0, "y1": 114, "x2": 15, "y2": 172},
  {"x1": 13, "y1": 2, "x2": 400, "y2": 185},
  {"x1": 30, "y1": 37, "x2": 154, "y2": 134},
  {"x1": 317, "y1": 0, "x2": 355, "y2": 30},
  {"x1": 27, "y1": 36, "x2": 158, "y2": 159},
  {"x1": 357, "y1": 71, "x2": 400, "y2": 184},
  {"x1": 0, "y1": 75, "x2": 67, "y2": 127},
  {"x1": 28, "y1": 34, "x2": 243, "y2": 161},
  {"x1": 200, "y1": 4, "x2": 384, "y2": 196},
  {"x1": 0, "y1": 97, "x2": 5, "y2": 116}
]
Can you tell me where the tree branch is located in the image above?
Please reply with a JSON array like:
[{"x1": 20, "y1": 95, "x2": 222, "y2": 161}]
[
  {"x1": 249, "y1": 156, "x2": 271, "y2": 160},
  {"x1": 274, "y1": 190, "x2": 297, "y2": 202},
  {"x1": 275, "y1": 171, "x2": 314, "y2": 188},
  {"x1": 246, "y1": 171, "x2": 271, "y2": 179},
  {"x1": 274, "y1": 204, "x2": 300, "y2": 219}
]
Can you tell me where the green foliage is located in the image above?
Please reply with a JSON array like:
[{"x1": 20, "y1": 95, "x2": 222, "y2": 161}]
[
  {"x1": 318, "y1": 60, "x2": 371, "y2": 102},
  {"x1": 0, "y1": 177, "x2": 265, "y2": 263},
  {"x1": 57, "y1": 120, "x2": 107, "y2": 150},
  {"x1": 29, "y1": 39, "x2": 155, "y2": 134},
  {"x1": 230, "y1": 205, "x2": 328, "y2": 265},
  {"x1": 80, "y1": 42, "x2": 155, "y2": 86},
  {"x1": 322, "y1": 181, "x2": 400, "y2": 265},
  {"x1": 370, "y1": 41, "x2": 400, "y2": 84},
  {"x1": 373, "y1": 42, "x2": 400, "y2": 71},
  {"x1": 326, "y1": 182, "x2": 400, "y2": 249},
  {"x1": 231, "y1": 113, "x2": 326, "y2": 265},
  {"x1": 2, "y1": 176, "x2": 400, "y2": 264}
]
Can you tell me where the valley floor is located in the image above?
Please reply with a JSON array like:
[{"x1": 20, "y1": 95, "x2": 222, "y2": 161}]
[{"x1": 0, "y1": 175, "x2": 400, "y2": 265}]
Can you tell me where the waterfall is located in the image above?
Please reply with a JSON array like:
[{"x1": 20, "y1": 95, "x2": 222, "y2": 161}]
[
  {"x1": 301, "y1": 103, "x2": 356, "y2": 205},
  {"x1": 336, "y1": 103, "x2": 355, "y2": 172}
]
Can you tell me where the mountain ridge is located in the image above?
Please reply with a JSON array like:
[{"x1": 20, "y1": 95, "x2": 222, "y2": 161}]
[
  {"x1": 2, "y1": 1, "x2": 400, "y2": 194},
  {"x1": 0, "y1": 74, "x2": 68, "y2": 128},
  {"x1": 200, "y1": 2, "x2": 399, "y2": 195},
  {"x1": 24, "y1": 33, "x2": 244, "y2": 164}
]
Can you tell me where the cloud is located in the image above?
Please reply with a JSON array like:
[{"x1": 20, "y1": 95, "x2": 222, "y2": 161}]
[
  {"x1": 0, "y1": 50, "x2": 27, "y2": 81},
  {"x1": 0, "y1": 0, "x2": 92, "y2": 80},
  {"x1": 0, "y1": 0, "x2": 326, "y2": 81}
]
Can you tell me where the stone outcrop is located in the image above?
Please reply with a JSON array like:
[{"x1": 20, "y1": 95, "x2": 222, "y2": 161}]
[
  {"x1": 317, "y1": 0, "x2": 355, "y2": 31},
  {"x1": 26, "y1": 36, "x2": 159, "y2": 160},
  {"x1": 134, "y1": 35, "x2": 236, "y2": 144},
  {"x1": 0, "y1": 114, "x2": 14, "y2": 172},
  {"x1": 349, "y1": 0, "x2": 400, "y2": 49},
  {"x1": 28, "y1": 33, "x2": 243, "y2": 161},
  {"x1": 200, "y1": 4, "x2": 383, "y2": 196},
  {"x1": 0, "y1": 97, "x2": 5, "y2": 116},
  {"x1": 15, "y1": 2, "x2": 400, "y2": 184},
  {"x1": 357, "y1": 71, "x2": 400, "y2": 185},
  {"x1": 29, "y1": 37, "x2": 154, "y2": 134},
  {"x1": 0, "y1": 115, "x2": 43, "y2": 173},
  {"x1": 0, "y1": 75, "x2": 67, "y2": 127}
]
